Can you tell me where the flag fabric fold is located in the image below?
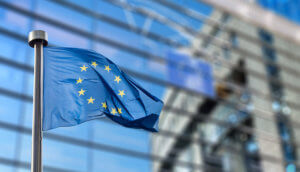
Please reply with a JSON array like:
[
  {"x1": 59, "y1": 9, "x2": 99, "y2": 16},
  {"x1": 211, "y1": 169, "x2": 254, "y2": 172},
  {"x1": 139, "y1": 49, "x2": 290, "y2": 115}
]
[{"x1": 43, "y1": 47, "x2": 163, "y2": 132}]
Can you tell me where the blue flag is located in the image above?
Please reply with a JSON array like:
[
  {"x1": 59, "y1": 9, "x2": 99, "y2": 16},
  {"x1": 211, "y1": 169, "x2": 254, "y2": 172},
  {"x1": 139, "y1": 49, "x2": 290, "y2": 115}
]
[{"x1": 43, "y1": 47, "x2": 163, "y2": 132}]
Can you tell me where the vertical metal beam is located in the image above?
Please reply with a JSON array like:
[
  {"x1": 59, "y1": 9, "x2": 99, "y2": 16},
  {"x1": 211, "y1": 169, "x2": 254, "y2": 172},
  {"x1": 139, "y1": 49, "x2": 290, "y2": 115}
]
[{"x1": 28, "y1": 30, "x2": 48, "y2": 172}]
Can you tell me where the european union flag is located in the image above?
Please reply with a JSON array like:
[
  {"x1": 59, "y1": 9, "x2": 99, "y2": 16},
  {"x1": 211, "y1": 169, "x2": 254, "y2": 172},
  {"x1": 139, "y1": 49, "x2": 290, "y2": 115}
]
[{"x1": 43, "y1": 47, "x2": 163, "y2": 132}]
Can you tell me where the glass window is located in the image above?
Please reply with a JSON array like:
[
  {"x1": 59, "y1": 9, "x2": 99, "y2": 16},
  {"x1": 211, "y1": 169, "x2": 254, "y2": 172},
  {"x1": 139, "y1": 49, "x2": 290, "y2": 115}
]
[
  {"x1": 43, "y1": 137, "x2": 88, "y2": 171},
  {"x1": 286, "y1": 163, "x2": 296, "y2": 172},
  {"x1": 230, "y1": 32, "x2": 238, "y2": 47},
  {"x1": 14, "y1": 169, "x2": 29, "y2": 172},
  {"x1": 47, "y1": 120, "x2": 89, "y2": 140},
  {"x1": 24, "y1": 73, "x2": 34, "y2": 96},
  {"x1": 96, "y1": 0, "x2": 127, "y2": 22},
  {"x1": 262, "y1": 48, "x2": 276, "y2": 60},
  {"x1": 33, "y1": 21, "x2": 90, "y2": 48},
  {"x1": 258, "y1": 29, "x2": 273, "y2": 43},
  {"x1": 19, "y1": 134, "x2": 31, "y2": 164},
  {"x1": 23, "y1": 102, "x2": 32, "y2": 128},
  {"x1": 222, "y1": 47, "x2": 230, "y2": 59},
  {"x1": 0, "y1": 95, "x2": 21, "y2": 125},
  {"x1": 37, "y1": 1, "x2": 93, "y2": 32},
  {"x1": 0, "y1": 128, "x2": 18, "y2": 159},
  {"x1": 65, "y1": 0, "x2": 94, "y2": 10},
  {"x1": 0, "y1": 64, "x2": 26, "y2": 93},
  {"x1": 93, "y1": 42, "x2": 166, "y2": 80},
  {"x1": 266, "y1": 64, "x2": 279, "y2": 76},
  {"x1": 0, "y1": 35, "x2": 28, "y2": 63},
  {"x1": 93, "y1": 149, "x2": 150, "y2": 172},
  {"x1": 93, "y1": 120, "x2": 149, "y2": 153},
  {"x1": 2, "y1": 0, "x2": 31, "y2": 9},
  {"x1": 0, "y1": 164, "x2": 15, "y2": 172},
  {"x1": 0, "y1": 7, "x2": 30, "y2": 35}
]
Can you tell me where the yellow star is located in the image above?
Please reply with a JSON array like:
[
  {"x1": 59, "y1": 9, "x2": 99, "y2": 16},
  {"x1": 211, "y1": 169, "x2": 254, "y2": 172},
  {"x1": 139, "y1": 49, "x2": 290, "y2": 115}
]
[
  {"x1": 111, "y1": 108, "x2": 117, "y2": 115},
  {"x1": 118, "y1": 108, "x2": 122, "y2": 114},
  {"x1": 87, "y1": 97, "x2": 95, "y2": 104},
  {"x1": 78, "y1": 89, "x2": 86, "y2": 96},
  {"x1": 104, "y1": 65, "x2": 111, "y2": 72},
  {"x1": 114, "y1": 76, "x2": 121, "y2": 84},
  {"x1": 102, "y1": 102, "x2": 107, "y2": 109},
  {"x1": 91, "y1": 61, "x2": 98, "y2": 68},
  {"x1": 76, "y1": 77, "x2": 83, "y2": 84},
  {"x1": 118, "y1": 90, "x2": 125, "y2": 98},
  {"x1": 80, "y1": 65, "x2": 88, "y2": 72}
]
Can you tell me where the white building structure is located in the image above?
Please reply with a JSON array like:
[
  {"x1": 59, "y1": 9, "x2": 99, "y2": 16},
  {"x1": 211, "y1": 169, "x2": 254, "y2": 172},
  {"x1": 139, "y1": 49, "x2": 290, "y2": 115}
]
[{"x1": 152, "y1": 2, "x2": 300, "y2": 172}]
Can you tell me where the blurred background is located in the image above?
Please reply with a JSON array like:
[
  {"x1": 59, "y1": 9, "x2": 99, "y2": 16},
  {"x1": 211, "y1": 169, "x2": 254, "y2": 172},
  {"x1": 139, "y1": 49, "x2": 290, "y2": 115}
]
[{"x1": 0, "y1": 0, "x2": 300, "y2": 171}]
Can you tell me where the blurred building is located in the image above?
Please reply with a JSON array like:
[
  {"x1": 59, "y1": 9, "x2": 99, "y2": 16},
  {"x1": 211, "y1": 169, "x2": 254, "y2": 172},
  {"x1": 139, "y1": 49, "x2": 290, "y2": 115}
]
[
  {"x1": 0, "y1": 0, "x2": 299, "y2": 172},
  {"x1": 152, "y1": 2, "x2": 300, "y2": 172}
]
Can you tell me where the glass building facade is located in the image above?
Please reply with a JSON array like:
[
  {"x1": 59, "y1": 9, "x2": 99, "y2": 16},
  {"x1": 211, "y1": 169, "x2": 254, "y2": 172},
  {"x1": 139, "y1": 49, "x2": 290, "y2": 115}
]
[
  {"x1": 0, "y1": 0, "x2": 214, "y2": 171},
  {"x1": 1, "y1": 0, "x2": 300, "y2": 172},
  {"x1": 0, "y1": 0, "x2": 178, "y2": 171}
]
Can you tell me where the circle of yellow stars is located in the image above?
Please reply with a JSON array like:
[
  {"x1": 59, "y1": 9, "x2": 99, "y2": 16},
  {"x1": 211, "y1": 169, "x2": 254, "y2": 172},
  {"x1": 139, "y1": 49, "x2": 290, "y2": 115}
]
[{"x1": 76, "y1": 61, "x2": 126, "y2": 116}]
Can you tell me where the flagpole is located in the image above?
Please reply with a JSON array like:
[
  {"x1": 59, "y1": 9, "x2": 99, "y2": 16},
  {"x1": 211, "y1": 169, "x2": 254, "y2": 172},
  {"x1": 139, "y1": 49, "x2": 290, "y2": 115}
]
[{"x1": 28, "y1": 30, "x2": 48, "y2": 172}]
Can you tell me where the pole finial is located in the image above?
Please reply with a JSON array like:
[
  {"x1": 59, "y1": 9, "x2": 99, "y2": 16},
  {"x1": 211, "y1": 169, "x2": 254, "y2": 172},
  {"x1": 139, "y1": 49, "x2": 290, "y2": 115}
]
[{"x1": 28, "y1": 30, "x2": 48, "y2": 48}]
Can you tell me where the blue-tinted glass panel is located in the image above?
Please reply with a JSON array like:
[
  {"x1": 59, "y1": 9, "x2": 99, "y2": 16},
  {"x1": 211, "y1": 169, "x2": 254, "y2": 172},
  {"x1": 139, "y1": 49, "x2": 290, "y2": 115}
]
[
  {"x1": 93, "y1": 42, "x2": 167, "y2": 80},
  {"x1": 15, "y1": 168, "x2": 30, "y2": 172},
  {"x1": 37, "y1": 1, "x2": 93, "y2": 32},
  {"x1": 96, "y1": 0, "x2": 127, "y2": 22},
  {"x1": 149, "y1": 20, "x2": 189, "y2": 45},
  {"x1": 33, "y1": 21, "x2": 90, "y2": 48},
  {"x1": 0, "y1": 7, "x2": 29, "y2": 35},
  {"x1": 129, "y1": 0, "x2": 203, "y2": 30},
  {"x1": 47, "y1": 120, "x2": 89, "y2": 140},
  {"x1": 0, "y1": 35, "x2": 27, "y2": 63},
  {"x1": 43, "y1": 138, "x2": 88, "y2": 171},
  {"x1": 266, "y1": 65, "x2": 279, "y2": 76},
  {"x1": 258, "y1": 29, "x2": 273, "y2": 43},
  {"x1": 93, "y1": 149, "x2": 150, "y2": 172},
  {"x1": 65, "y1": 0, "x2": 94, "y2": 9},
  {"x1": 166, "y1": 0, "x2": 212, "y2": 18},
  {"x1": 230, "y1": 32, "x2": 238, "y2": 47},
  {"x1": 95, "y1": 19, "x2": 173, "y2": 57},
  {"x1": 24, "y1": 73, "x2": 34, "y2": 96},
  {"x1": 223, "y1": 47, "x2": 230, "y2": 59},
  {"x1": 23, "y1": 102, "x2": 32, "y2": 128},
  {"x1": 19, "y1": 134, "x2": 31, "y2": 163},
  {"x1": 133, "y1": 77, "x2": 165, "y2": 98},
  {"x1": 93, "y1": 120, "x2": 149, "y2": 153},
  {"x1": 0, "y1": 164, "x2": 15, "y2": 172},
  {"x1": 0, "y1": 128, "x2": 17, "y2": 159},
  {"x1": 262, "y1": 48, "x2": 276, "y2": 60},
  {"x1": 0, "y1": 64, "x2": 25, "y2": 93},
  {"x1": 2, "y1": 0, "x2": 31, "y2": 9},
  {"x1": 0, "y1": 95, "x2": 22, "y2": 125}
]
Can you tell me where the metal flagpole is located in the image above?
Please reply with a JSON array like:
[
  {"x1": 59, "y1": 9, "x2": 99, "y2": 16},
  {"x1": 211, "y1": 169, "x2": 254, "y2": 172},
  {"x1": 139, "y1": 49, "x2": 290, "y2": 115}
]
[{"x1": 28, "y1": 30, "x2": 48, "y2": 172}]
